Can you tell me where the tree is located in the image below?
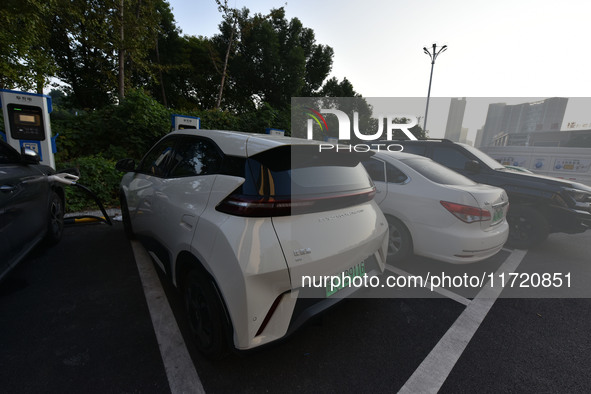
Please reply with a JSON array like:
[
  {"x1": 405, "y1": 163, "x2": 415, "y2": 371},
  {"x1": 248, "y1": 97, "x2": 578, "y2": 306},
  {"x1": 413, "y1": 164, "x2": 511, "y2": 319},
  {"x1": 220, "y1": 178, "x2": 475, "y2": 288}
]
[
  {"x1": 214, "y1": 0, "x2": 238, "y2": 109},
  {"x1": 143, "y1": 0, "x2": 184, "y2": 107},
  {"x1": 214, "y1": 7, "x2": 334, "y2": 112},
  {"x1": 320, "y1": 77, "x2": 359, "y2": 97},
  {"x1": 118, "y1": 0, "x2": 125, "y2": 99},
  {"x1": 49, "y1": 0, "x2": 164, "y2": 109},
  {"x1": 0, "y1": 0, "x2": 56, "y2": 92},
  {"x1": 49, "y1": 0, "x2": 119, "y2": 108},
  {"x1": 173, "y1": 35, "x2": 220, "y2": 109},
  {"x1": 117, "y1": 0, "x2": 163, "y2": 99}
]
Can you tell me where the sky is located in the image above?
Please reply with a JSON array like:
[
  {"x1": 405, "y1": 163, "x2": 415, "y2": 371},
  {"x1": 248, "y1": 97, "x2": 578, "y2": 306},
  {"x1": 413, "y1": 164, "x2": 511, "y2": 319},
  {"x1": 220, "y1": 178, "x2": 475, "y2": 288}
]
[{"x1": 166, "y1": 0, "x2": 591, "y2": 140}]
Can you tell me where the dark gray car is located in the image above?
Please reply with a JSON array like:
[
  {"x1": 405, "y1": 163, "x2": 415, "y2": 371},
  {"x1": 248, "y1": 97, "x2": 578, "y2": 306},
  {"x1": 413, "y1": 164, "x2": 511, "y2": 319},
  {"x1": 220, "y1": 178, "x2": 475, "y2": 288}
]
[{"x1": 0, "y1": 139, "x2": 64, "y2": 281}]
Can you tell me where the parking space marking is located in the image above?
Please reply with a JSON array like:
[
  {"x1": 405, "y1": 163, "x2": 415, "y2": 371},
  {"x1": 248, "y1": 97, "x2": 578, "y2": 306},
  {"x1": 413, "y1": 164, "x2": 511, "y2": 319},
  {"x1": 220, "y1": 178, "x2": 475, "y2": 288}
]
[
  {"x1": 398, "y1": 249, "x2": 527, "y2": 394},
  {"x1": 130, "y1": 241, "x2": 206, "y2": 394},
  {"x1": 385, "y1": 265, "x2": 472, "y2": 306}
]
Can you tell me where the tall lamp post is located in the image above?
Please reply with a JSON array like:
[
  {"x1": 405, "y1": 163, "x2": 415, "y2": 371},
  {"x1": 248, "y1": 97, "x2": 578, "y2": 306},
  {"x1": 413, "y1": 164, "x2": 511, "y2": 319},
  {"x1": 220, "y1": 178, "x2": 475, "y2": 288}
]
[{"x1": 423, "y1": 43, "x2": 447, "y2": 134}]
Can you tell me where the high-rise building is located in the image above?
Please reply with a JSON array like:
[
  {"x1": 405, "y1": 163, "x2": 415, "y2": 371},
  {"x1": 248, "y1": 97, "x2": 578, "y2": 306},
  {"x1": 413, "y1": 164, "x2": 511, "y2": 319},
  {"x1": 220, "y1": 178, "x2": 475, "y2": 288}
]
[
  {"x1": 479, "y1": 97, "x2": 568, "y2": 147},
  {"x1": 460, "y1": 127, "x2": 469, "y2": 144},
  {"x1": 480, "y1": 103, "x2": 508, "y2": 147},
  {"x1": 444, "y1": 98, "x2": 467, "y2": 142},
  {"x1": 475, "y1": 127, "x2": 484, "y2": 147}
]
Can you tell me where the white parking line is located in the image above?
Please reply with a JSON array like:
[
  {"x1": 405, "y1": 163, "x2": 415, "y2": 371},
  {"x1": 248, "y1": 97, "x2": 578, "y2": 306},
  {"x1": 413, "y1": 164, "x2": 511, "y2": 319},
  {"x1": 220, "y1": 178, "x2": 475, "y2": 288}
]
[
  {"x1": 398, "y1": 249, "x2": 527, "y2": 394},
  {"x1": 385, "y1": 265, "x2": 472, "y2": 306},
  {"x1": 130, "y1": 241, "x2": 206, "y2": 394}
]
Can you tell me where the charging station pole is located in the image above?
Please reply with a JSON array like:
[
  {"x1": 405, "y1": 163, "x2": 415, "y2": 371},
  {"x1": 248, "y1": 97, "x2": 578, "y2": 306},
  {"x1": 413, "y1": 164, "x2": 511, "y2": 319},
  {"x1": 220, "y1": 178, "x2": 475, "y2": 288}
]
[{"x1": 0, "y1": 89, "x2": 55, "y2": 169}]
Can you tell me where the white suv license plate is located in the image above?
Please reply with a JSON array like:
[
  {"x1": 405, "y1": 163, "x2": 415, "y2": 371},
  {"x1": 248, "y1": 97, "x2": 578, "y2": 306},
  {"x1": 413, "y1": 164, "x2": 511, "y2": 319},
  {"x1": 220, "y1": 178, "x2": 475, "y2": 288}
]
[{"x1": 326, "y1": 254, "x2": 378, "y2": 298}]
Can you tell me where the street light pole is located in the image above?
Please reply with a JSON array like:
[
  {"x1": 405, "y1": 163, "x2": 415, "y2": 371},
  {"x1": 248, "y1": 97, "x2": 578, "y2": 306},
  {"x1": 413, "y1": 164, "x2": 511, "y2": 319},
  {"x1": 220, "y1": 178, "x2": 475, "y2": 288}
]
[{"x1": 423, "y1": 43, "x2": 447, "y2": 134}]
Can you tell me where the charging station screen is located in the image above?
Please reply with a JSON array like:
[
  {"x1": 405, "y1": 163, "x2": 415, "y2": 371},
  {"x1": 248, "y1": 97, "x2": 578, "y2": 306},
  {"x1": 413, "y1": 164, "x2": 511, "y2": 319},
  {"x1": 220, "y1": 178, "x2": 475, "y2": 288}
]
[
  {"x1": 18, "y1": 114, "x2": 38, "y2": 124},
  {"x1": 8, "y1": 104, "x2": 46, "y2": 141}
]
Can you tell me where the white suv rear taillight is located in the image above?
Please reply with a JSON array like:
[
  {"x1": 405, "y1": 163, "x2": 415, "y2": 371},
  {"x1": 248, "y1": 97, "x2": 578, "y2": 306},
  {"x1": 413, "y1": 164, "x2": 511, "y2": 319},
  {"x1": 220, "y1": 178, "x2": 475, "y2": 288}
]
[
  {"x1": 216, "y1": 189, "x2": 376, "y2": 217},
  {"x1": 216, "y1": 145, "x2": 377, "y2": 217}
]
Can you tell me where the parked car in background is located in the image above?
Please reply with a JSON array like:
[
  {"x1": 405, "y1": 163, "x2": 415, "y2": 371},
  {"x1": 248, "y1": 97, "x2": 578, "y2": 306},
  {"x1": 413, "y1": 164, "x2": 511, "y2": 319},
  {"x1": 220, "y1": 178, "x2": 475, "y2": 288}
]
[
  {"x1": 383, "y1": 139, "x2": 591, "y2": 248},
  {"x1": 0, "y1": 139, "x2": 65, "y2": 281},
  {"x1": 504, "y1": 165, "x2": 533, "y2": 174},
  {"x1": 117, "y1": 129, "x2": 389, "y2": 358},
  {"x1": 363, "y1": 151, "x2": 509, "y2": 264}
]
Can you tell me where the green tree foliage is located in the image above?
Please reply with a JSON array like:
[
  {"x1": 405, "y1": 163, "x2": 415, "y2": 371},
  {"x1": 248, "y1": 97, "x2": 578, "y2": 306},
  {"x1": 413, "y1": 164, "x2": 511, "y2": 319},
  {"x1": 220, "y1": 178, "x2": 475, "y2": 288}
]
[
  {"x1": 2, "y1": 0, "x2": 368, "y2": 210},
  {"x1": 49, "y1": 1, "x2": 115, "y2": 108},
  {"x1": 119, "y1": 0, "x2": 164, "y2": 97},
  {"x1": 0, "y1": 0, "x2": 56, "y2": 92},
  {"x1": 6, "y1": 1, "x2": 364, "y2": 150},
  {"x1": 165, "y1": 35, "x2": 220, "y2": 109},
  {"x1": 49, "y1": 0, "x2": 164, "y2": 109},
  {"x1": 3, "y1": 1, "x2": 349, "y2": 116},
  {"x1": 144, "y1": 0, "x2": 184, "y2": 107},
  {"x1": 320, "y1": 77, "x2": 359, "y2": 98},
  {"x1": 216, "y1": 7, "x2": 334, "y2": 112}
]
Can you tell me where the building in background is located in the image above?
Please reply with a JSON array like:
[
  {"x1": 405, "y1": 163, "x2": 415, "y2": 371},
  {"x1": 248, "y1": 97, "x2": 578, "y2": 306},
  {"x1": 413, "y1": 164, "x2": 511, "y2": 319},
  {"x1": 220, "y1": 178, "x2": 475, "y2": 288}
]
[
  {"x1": 479, "y1": 103, "x2": 507, "y2": 147},
  {"x1": 474, "y1": 127, "x2": 484, "y2": 147},
  {"x1": 444, "y1": 97, "x2": 467, "y2": 142},
  {"x1": 478, "y1": 97, "x2": 568, "y2": 147},
  {"x1": 460, "y1": 127, "x2": 469, "y2": 144},
  {"x1": 491, "y1": 128, "x2": 591, "y2": 147}
]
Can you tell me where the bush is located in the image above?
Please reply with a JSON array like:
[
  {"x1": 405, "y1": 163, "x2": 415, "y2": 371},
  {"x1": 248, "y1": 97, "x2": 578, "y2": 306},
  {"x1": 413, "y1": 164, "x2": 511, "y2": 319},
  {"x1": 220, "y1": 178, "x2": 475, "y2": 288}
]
[
  {"x1": 103, "y1": 89, "x2": 171, "y2": 160},
  {"x1": 57, "y1": 155, "x2": 122, "y2": 213},
  {"x1": 52, "y1": 89, "x2": 170, "y2": 162}
]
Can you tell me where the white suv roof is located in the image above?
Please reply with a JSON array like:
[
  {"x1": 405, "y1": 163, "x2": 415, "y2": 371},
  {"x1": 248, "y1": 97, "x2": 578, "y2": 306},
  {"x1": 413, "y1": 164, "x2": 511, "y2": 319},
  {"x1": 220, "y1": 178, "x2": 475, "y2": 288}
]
[{"x1": 171, "y1": 129, "x2": 320, "y2": 157}]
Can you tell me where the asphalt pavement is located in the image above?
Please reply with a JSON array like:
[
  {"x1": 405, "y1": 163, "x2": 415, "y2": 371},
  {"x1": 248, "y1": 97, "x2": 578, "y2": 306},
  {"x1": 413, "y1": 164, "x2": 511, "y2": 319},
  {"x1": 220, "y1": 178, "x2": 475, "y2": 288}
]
[
  {"x1": 1, "y1": 222, "x2": 590, "y2": 393},
  {"x1": 0, "y1": 222, "x2": 170, "y2": 393},
  {"x1": 441, "y1": 232, "x2": 591, "y2": 393}
]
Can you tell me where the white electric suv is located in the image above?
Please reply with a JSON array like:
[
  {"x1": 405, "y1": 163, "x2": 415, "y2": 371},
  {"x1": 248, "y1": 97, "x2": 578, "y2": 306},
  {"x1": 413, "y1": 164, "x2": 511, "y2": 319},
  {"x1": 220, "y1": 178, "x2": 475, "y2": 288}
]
[
  {"x1": 117, "y1": 130, "x2": 388, "y2": 357},
  {"x1": 363, "y1": 151, "x2": 509, "y2": 264}
]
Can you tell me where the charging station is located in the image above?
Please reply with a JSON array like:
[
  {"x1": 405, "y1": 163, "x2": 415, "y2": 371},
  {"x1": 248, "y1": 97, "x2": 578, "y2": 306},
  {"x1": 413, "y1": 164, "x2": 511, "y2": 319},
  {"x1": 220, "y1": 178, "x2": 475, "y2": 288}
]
[
  {"x1": 171, "y1": 114, "x2": 200, "y2": 132},
  {"x1": 265, "y1": 128, "x2": 285, "y2": 136},
  {"x1": 1, "y1": 89, "x2": 55, "y2": 169}
]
